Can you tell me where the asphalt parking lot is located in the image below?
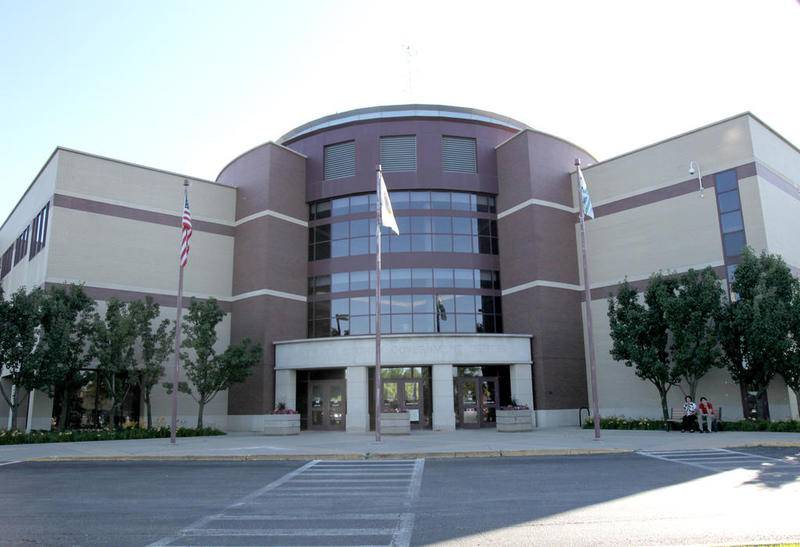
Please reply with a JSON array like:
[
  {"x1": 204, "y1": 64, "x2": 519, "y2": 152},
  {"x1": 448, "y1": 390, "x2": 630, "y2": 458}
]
[{"x1": 1, "y1": 447, "x2": 798, "y2": 546}]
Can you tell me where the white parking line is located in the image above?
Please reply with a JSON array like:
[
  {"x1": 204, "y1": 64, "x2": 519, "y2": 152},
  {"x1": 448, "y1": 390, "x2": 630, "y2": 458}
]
[
  {"x1": 638, "y1": 448, "x2": 800, "y2": 472},
  {"x1": 0, "y1": 461, "x2": 21, "y2": 467}
]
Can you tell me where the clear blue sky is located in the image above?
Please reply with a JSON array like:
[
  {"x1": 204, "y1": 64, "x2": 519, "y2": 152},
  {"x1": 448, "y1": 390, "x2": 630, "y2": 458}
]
[{"x1": 1, "y1": 0, "x2": 798, "y2": 221}]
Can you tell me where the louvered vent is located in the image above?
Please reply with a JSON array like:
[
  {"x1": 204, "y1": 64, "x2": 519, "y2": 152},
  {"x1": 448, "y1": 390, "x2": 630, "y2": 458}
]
[
  {"x1": 442, "y1": 136, "x2": 477, "y2": 173},
  {"x1": 324, "y1": 141, "x2": 356, "y2": 180},
  {"x1": 379, "y1": 135, "x2": 416, "y2": 172}
]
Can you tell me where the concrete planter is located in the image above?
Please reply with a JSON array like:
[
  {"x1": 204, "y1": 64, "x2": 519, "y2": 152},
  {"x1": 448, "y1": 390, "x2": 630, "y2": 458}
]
[
  {"x1": 380, "y1": 412, "x2": 410, "y2": 435},
  {"x1": 264, "y1": 413, "x2": 300, "y2": 435},
  {"x1": 496, "y1": 409, "x2": 534, "y2": 432}
]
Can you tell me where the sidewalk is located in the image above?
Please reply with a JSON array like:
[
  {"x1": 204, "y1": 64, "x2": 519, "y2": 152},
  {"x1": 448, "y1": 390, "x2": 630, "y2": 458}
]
[{"x1": 2, "y1": 427, "x2": 799, "y2": 462}]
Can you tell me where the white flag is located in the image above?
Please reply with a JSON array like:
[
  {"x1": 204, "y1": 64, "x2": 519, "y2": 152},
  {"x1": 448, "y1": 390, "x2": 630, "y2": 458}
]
[
  {"x1": 378, "y1": 171, "x2": 400, "y2": 235},
  {"x1": 577, "y1": 165, "x2": 595, "y2": 219}
]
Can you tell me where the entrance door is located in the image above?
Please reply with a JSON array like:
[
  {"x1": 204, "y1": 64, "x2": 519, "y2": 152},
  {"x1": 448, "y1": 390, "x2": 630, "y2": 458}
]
[
  {"x1": 308, "y1": 380, "x2": 346, "y2": 430},
  {"x1": 382, "y1": 378, "x2": 425, "y2": 430},
  {"x1": 455, "y1": 377, "x2": 499, "y2": 428}
]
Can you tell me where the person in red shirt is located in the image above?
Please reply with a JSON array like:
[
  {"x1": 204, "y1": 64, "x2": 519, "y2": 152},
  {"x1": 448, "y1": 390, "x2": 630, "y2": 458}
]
[{"x1": 697, "y1": 396, "x2": 716, "y2": 433}]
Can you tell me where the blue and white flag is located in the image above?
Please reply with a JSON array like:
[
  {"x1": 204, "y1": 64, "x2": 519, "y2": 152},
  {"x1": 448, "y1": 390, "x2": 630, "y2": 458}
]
[{"x1": 577, "y1": 165, "x2": 594, "y2": 219}]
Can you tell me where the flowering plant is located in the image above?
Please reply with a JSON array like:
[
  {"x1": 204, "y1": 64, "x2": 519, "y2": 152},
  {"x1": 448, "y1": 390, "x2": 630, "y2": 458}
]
[{"x1": 268, "y1": 402, "x2": 299, "y2": 415}]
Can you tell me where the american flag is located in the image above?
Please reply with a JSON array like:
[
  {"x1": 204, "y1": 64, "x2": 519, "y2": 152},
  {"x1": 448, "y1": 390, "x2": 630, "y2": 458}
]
[{"x1": 180, "y1": 192, "x2": 192, "y2": 267}]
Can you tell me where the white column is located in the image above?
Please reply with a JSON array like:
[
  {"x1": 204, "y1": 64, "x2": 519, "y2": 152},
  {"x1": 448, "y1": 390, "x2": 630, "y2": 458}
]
[
  {"x1": 432, "y1": 364, "x2": 456, "y2": 431},
  {"x1": 789, "y1": 386, "x2": 800, "y2": 420},
  {"x1": 510, "y1": 364, "x2": 536, "y2": 426},
  {"x1": 274, "y1": 369, "x2": 297, "y2": 411},
  {"x1": 26, "y1": 389, "x2": 35, "y2": 433},
  {"x1": 346, "y1": 366, "x2": 369, "y2": 433}
]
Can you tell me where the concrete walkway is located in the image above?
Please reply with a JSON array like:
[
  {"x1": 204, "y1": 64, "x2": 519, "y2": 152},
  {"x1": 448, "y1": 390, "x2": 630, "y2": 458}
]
[{"x1": 1, "y1": 427, "x2": 799, "y2": 462}]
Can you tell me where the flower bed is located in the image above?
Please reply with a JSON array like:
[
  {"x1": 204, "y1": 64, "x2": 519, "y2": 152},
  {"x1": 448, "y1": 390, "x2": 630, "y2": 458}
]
[
  {"x1": 380, "y1": 412, "x2": 410, "y2": 435},
  {"x1": 0, "y1": 426, "x2": 225, "y2": 445},
  {"x1": 582, "y1": 416, "x2": 800, "y2": 433},
  {"x1": 497, "y1": 407, "x2": 534, "y2": 432},
  {"x1": 264, "y1": 409, "x2": 301, "y2": 435}
]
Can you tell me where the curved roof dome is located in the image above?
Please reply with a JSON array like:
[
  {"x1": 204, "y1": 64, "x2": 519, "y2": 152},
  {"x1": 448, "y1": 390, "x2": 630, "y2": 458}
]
[{"x1": 279, "y1": 104, "x2": 532, "y2": 144}]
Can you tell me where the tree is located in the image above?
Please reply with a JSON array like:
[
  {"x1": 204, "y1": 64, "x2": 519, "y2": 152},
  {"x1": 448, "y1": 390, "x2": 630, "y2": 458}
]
[
  {"x1": 0, "y1": 287, "x2": 43, "y2": 429},
  {"x1": 665, "y1": 268, "x2": 725, "y2": 399},
  {"x1": 719, "y1": 249, "x2": 798, "y2": 420},
  {"x1": 89, "y1": 299, "x2": 138, "y2": 428},
  {"x1": 34, "y1": 284, "x2": 96, "y2": 430},
  {"x1": 129, "y1": 297, "x2": 173, "y2": 428},
  {"x1": 165, "y1": 298, "x2": 261, "y2": 428},
  {"x1": 608, "y1": 274, "x2": 680, "y2": 420}
]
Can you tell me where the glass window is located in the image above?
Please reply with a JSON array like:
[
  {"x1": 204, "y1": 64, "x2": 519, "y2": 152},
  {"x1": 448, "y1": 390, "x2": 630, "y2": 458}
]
[
  {"x1": 437, "y1": 314, "x2": 455, "y2": 332},
  {"x1": 431, "y1": 192, "x2": 451, "y2": 209},
  {"x1": 411, "y1": 234, "x2": 432, "y2": 252},
  {"x1": 314, "y1": 300, "x2": 331, "y2": 319},
  {"x1": 432, "y1": 235, "x2": 452, "y2": 252},
  {"x1": 389, "y1": 191, "x2": 410, "y2": 210},
  {"x1": 391, "y1": 268, "x2": 412, "y2": 288},
  {"x1": 350, "y1": 271, "x2": 369, "y2": 291},
  {"x1": 350, "y1": 237, "x2": 369, "y2": 256},
  {"x1": 478, "y1": 295, "x2": 494, "y2": 314},
  {"x1": 331, "y1": 197, "x2": 349, "y2": 216},
  {"x1": 479, "y1": 270, "x2": 493, "y2": 289},
  {"x1": 410, "y1": 191, "x2": 430, "y2": 209},
  {"x1": 315, "y1": 241, "x2": 331, "y2": 260},
  {"x1": 452, "y1": 217, "x2": 472, "y2": 234},
  {"x1": 315, "y1": 275, "x2": 331, "y2": 294},
  {"x1": 392, "y1": 314, "x2": 413, "y2": 333},
  {"x1": 350, "y1": 316, "x2": 370, "y2": 335},
  {"x1": 331, "y1": 222, "x2": 349, "y2": 240},
  {"x1": 434, "y1": 269, "x2": 454, "y2": 288},
  {"x1": 390, "y1": 235, "x2": 411, "y2": 253},
  {"x1": 455, "y1": 294, "x2": 476, "y2": 313},
  {"x1": 720, "y1": 210, "x2": 744, "y2": 234},
  {"x1": 451, "y1": 192, "x2": 471, "y2": 211},
  {"x1": 369, "y1": 193, "x2": 377, "y2": 211},
  {"x1": 350, "y1": 195, "x2": 369, "y2": 213},
  {"x1": 350, "y1": 296, "x2": 370, "y2": 316},
  {"x1": 723, "y1": 231, "x2": 747, "y2": 257},
  {"x1": 715, "y1": 170, "x2": 738, "y2": 193},
  {"x1": 412, "y1": 294, "x2": 434, "y2": 313},
  {"x1": 413, "y1": 314, "x2": 435, "y2": 333},
  {"x1": 456, "y1": 314, "x2": 477, "y2": 333},
  {"x1": 315, "y1": 224, "x2": 331, "y2": 242},
  {"x1": 331, "y1": 272, "x2": 349, "y2": 292},
  {"x1": 476, "y1": 195, "x2": 491, "y2": 213},
  {"x1": 431, "y1": 217, "x2": 452, "y2": 233},
  {"x1": 396, "y1": 216, "x2": 411, "y2": 234},
  {"x1": 331, "y1": 239, "x2": 348, "y2": 258},
  {"x1": 477, "y1": 218, "x2": 492, "y2": 236},
  {"x1": 454, "y1": 269, "x2": 474, "y2": 288},
  {"x1": 412, "y1": 268, "x2": 433, "y2": 288},
  {"x1": 330, "y1": 298, "x2": 349, "y2": 316},
  {"x1": 391, "y1": 295, "x2": 413, "y2": 314},
  {"x1": 478, "y1": 236, "x2": 492, "y2": 254},
  {"x1": 350, "y1": 219, "x2": 370, "y2": 237},
  {"x1": 453, "y1": 235, "x2": 472, "y2": 253},
  {"x1": 314, "y1": 319, "x2": 332, "y2": 337},
  {"x1": 726, "y1": 264, "x2": 738, "y2": 286},
  {"x1": 437, "y1": 294, "x2": 455, "y2": 314},
  {"x1": 717, "y1": 190, "x2": 741, "y2": 213},
  {"x1": 314, "y1": 201, "x2": 331, "y2": 220},
  {"x1": 410, "y1": 216, "x2": 432, "y2": 234}
]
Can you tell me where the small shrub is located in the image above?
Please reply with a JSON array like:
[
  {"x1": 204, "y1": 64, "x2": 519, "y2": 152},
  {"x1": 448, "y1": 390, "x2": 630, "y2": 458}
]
[
  {"x1": 583, "y1": 417, "x2": 800, "y2": 433},
  {"x1": 0, "y1": 426, "x2": 225, "y2": 445}
]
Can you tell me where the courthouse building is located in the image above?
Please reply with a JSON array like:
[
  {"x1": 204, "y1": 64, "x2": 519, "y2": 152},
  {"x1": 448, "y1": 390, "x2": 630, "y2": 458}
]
[{"x1": 1, "y1": 105, "x2": 799, "y2": 431}]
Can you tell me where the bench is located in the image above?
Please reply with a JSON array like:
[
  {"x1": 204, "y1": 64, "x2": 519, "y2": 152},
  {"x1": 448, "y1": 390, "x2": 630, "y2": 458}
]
[{"x1": 667, "y1": 406, "x2": 722, "y2": 431}]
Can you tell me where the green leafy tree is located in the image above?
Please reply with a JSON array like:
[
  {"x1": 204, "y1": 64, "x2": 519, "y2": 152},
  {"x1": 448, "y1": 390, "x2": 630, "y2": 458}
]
[
  {"x1": 129, "y1": 297, "x2": 173, "y2": 428},
  {"x1": 778, "y1": 270, "x2": 800, "y2": 414},
  {"x1": 89, "y1": 299, "x2": 138, "y2": 428},
  {"x1": 0, "y1": 287, "x2": 44, "y2": 429},
  {"x1": 34, "y1": 284, "x2": 96, "y2": 430},
  {"x1": 665, "y1": 268, "x2": 725, "y2": 399},
  {"x1": 719, "y1": 249, "x2": 798, "y2": 420},
  {"x1": 608, "y1": 274, "x2": 680, "y2": 420},
  {"x1": 165, "y1": 298, "x2": 261, "y2": 428}
]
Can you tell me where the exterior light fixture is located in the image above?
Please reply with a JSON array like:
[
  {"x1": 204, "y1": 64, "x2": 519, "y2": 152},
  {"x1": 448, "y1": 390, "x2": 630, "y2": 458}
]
[{"x1": 689, "y1": 161, "x2": 704, "y2": 198}]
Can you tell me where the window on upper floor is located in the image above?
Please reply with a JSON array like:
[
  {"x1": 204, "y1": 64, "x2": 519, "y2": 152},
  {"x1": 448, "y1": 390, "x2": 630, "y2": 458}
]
[
  {"x1": 442, "y1": 136, "x2": 477, "y2": 174},
  {"x1": 324, "y1": 141, "x2": 356, "y2": 180},
  {"x1": 0, "y1": 245, "x2": 12, "y2": 279},
  {"x1": 380, "y1": 135, "x2": 416, "y2": 172},
  {"x1": 13, "y1": 226, "x2": 30, "y2": 265},
  {"x1": 29, "y1": 202, "x2": 50, "y2": 259}
]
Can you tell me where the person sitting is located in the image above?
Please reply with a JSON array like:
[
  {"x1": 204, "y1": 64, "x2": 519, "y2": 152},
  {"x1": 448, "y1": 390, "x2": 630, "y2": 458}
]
[
  {"x1": 697, "y1": 396, "x2": 716, "y2": 433},
  {"x1": 681, "y1": 395, "x2": 698, "y2": 432}
]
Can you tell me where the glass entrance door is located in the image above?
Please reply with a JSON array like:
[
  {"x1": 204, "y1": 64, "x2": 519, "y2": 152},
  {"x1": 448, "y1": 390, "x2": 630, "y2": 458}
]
[
  {"x1": 455, "y1": 376, "x2": 499, "y2": 428},
  {"x1": 308, "y1": 380, "x2": 346, "y2": 430},
  {"x1": 382, "y1": 378, "x2": 425, "y2": 429}
]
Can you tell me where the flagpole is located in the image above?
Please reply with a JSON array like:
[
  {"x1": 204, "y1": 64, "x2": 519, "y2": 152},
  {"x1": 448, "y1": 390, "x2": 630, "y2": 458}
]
[
  {"x1": 576, "y1": 159, "x2": 602, "y2": 440},
  {"x1": 374, "y1": 165, "x2": 383, "y2": 442},
  {"x1": 170, "y1": 179, "x2": 189, "y2": 444}
]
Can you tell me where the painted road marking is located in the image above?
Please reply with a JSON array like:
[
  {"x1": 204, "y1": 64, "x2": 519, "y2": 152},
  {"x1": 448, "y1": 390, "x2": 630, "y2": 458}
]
[
  {"x1": 638, "y1": 448, "x2": 800, "y2": 472},
  {"x1": 148, "y1": 458, "x2": 425, "y2": 547},
  {"x1": 0, "y1": 461, "x2": 21, "y2": 467}
]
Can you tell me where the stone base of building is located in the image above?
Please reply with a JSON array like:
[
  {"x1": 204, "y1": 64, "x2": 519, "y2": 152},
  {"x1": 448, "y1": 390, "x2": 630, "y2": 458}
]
[{"x1": 534, "y1": 408, "x2": 580, "y2": 428}]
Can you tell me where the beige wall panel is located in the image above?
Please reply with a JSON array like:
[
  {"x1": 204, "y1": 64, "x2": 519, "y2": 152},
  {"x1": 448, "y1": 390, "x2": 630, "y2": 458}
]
[
  {"x1": 581, "y1": 191, "x2": 723, "y2": 287},
  {"x1": 56, "y1": 151, "x2": 236, "y2": 224},
  {"x1": 576, "y1": 116, "x2": 752, "y2": 205},
  {"x1": 757, "y1": 176, "x2": 800, "y2": 268},
  {"x1": 1, "y1": 154, "x2": 58, "y2": 294},
  {"x1": 738, "y1": 175, "x2": 767, "y2": 253},
  {"x1": 47, "y1": 209, "x2": 233, "y2": 298},
  {"x1": 749, "y1": 117, "x2": 800, "y2": 186}
]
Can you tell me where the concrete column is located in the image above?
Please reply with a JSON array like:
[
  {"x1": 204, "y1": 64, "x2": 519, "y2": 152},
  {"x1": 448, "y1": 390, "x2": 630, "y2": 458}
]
[
  {"x1": 789, "y1": 386, "x2": 800, "y2": 420},
  {"x1": 274, "y1": 369, "x2": 297, "y2": 411},
  {"x1": 510, "y1": 364, "x2": 536, "y2": 426},
  {"x1": 346, "y1": 366, "x2": 369, "y2": 433},
  {"x1": 432, "y1": 364, "x2": 456, "y2": 431}
]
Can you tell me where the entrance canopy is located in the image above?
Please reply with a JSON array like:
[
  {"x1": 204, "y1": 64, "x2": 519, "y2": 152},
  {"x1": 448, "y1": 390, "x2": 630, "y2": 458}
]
[{"x1": 274, "y1": 333, "x2": 532, "y2": 370}]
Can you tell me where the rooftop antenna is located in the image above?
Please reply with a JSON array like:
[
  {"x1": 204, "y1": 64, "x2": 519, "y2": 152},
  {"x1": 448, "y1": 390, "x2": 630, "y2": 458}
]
[{"x1": 403, "y1": 44, "x2": 417, "y2": 101}]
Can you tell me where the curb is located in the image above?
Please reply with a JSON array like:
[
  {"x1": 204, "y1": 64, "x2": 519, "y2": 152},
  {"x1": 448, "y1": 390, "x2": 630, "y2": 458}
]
[{"x1": 23, "y1": 447, "x2": 635, "y2": 463}]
